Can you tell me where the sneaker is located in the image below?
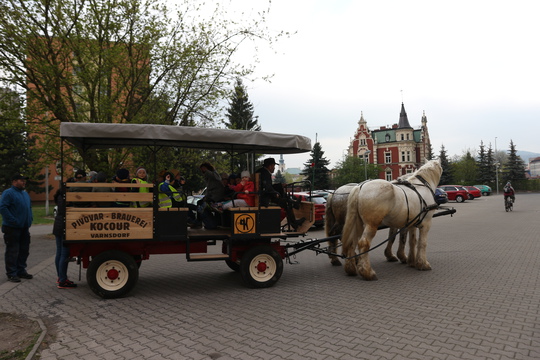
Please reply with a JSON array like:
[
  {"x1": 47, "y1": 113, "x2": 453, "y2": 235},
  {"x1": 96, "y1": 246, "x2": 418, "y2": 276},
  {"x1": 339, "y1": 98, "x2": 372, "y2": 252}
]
[
  {"x1": 7, "y1": 276, "x2": 21, "y2": 283},
  {"x1": 58, "y1": 280, "x2": 77, "y2": 289},
  {"x1": 18, "y1": 273, "x2": 33, "y2": 279}
]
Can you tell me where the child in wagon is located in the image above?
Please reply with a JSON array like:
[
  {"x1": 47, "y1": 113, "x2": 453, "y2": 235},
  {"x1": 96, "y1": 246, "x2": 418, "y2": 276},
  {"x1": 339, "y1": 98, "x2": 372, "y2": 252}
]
[{"x1": 221, "y1": 171, "x2": 255, "y2": 210}]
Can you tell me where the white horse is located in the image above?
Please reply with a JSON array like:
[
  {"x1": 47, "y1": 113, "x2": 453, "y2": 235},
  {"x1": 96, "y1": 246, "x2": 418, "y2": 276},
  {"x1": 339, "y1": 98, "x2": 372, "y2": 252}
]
[
  {"x1": 341, "y1": 159, "x2": 442, "y2": 280},
  {"x1": 326, "y1": 184, "x2": 412, "y2": 267}
]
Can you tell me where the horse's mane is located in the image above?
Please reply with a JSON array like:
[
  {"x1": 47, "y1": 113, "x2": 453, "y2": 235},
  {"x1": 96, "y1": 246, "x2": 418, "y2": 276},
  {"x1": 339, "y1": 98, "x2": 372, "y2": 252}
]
[{"x1": 407, "y1": 159, "x2": 442, "y2": 187}]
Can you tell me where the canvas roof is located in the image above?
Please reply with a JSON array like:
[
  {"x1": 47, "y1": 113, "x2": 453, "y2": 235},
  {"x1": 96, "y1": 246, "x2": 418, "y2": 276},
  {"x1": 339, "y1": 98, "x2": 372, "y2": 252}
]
[{"x1": 60, "y1": 122, "x2": 311, "y2": 154}]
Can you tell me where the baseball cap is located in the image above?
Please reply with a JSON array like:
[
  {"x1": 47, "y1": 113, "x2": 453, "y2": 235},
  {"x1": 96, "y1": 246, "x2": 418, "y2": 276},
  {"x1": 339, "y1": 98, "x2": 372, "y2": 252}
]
[
  {"x1": 12, "y1": 174, "x2": 28, "y2": 181},
  {"x1": 75, "y1": 169, "x2": 86, "y2": 178}
]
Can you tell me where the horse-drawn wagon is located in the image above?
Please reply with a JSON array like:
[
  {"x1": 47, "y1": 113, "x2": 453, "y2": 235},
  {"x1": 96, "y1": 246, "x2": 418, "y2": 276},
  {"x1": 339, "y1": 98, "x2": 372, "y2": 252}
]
[
  {"x1": 59, "y1": 123, "x2": 455, "y2": 299},
  {"x1": 60, "y1": 122, "x2": 318, "y2": 298}
]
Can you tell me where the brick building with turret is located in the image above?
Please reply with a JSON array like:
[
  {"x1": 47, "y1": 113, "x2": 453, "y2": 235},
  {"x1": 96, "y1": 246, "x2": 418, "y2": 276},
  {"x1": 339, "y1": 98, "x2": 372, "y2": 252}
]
[{"x1": 347, "y1": 103, "x2": 432, "y2": 181}]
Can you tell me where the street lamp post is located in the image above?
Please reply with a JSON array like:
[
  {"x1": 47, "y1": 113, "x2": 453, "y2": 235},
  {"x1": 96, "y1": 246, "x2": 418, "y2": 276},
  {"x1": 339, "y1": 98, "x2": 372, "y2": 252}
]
[
  {"x1": 494, "y1": 137, "x2": 500, "y2": 195},
  {"x1": 495, "y1": 162, "x2": 500, "y2": 195},
  {"x1": 364, "y1": 150, "x2": 371, "y2": 181}
]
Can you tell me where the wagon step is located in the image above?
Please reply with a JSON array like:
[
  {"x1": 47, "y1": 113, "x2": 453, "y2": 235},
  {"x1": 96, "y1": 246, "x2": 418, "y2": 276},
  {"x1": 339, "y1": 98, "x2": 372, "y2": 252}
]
[{"x1": 187, "y1": 254, "x2": 230, "y2": 261}]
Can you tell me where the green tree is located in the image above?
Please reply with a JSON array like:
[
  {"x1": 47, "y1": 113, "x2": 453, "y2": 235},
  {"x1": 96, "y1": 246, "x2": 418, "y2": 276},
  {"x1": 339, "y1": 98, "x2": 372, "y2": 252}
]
[
  {"x1": 426, "y1": 142, "x2": 435, "y2": 160},
  {"x1": 453, "y1": 150, "x2": 476, "y2": 184},
  {"x1": 438, "y1": 145, "x2": 453, "y2": 185},
  {"x1": 476, "y1": 141, "x2": 497, "y2": 187},
  {"x1": 301, "y1": 142, "x2": 330, "y2": 190},
  {"x1": 0, "y1": 0, "x2": 280, "y2": 173},
  {"x1": 0, "y1": 87, "x2": 44, "y2": 192},
  {"x1": 332, "y1": 156, "x2": 363, "y2": 187},
  {"x1": 274, "y1": 170, "x2": 286, "y2": 185},
  {"x1": 503, "y1": 140, "x2": 526, "y2": 185},
  {"x1": 223, "y1": 78, "x2": 261, "y2": 174}
]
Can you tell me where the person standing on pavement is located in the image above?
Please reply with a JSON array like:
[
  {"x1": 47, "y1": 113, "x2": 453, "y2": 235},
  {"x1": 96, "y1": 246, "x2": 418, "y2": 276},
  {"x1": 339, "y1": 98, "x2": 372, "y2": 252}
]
[
  {"x1": 0, "y1": 174, "x2": 33, "y2": 283},
  {"x1": 52, "y1": 187, "x2": 77, "y2": 289}
]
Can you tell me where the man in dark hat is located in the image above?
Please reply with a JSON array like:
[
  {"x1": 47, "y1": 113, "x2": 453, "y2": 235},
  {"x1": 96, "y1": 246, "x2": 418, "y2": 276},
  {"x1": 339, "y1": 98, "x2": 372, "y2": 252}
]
[
  {"x1": 256, "y1": 158, "x2": 304, "y2": 231},
  {"x1": 0, "y1": 174, "x2": 33, "y2": 282},
  {"x1": 70, "y1": 169, "x2": 91, "y2": 207},
  {"x1": 256, "y1": 157, "x2": 279, "y2": 206}
]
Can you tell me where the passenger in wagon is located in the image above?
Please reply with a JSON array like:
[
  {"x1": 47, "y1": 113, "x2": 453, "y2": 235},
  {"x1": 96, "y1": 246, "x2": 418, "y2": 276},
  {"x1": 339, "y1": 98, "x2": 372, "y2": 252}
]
[
  {"x1": 70, "y1": 169, "x2": 92, "y2": 207},
  {"x1": 220, "y1": 171, "x2": 254, "y2": 210},
  {"x1": 131, "y1": 166, "x2": 151, "y2": 208},
  {"x1": 112, "y1": 168, "x2": 131, "y2": 207},
  {"x1": 197, "y1": 162, "x2": 224, "y2": 229},
  {"x1": 91, "y1": 171, "x2": 113, "y2": 207},
  {"x1": 231, "y1": 170, "x2": 255, "y2": 207}
]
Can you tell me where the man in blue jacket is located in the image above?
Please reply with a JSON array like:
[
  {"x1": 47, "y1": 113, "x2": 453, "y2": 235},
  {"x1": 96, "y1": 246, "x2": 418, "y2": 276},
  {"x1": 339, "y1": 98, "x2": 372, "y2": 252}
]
[{"x1": 0, "y1": 174, "x2": 33, "y2": 282}]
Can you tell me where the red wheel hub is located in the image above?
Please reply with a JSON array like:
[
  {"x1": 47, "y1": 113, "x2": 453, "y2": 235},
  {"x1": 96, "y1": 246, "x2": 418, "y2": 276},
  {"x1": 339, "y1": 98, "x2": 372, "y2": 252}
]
[
  {"x1": 107, "y1": 268, "x2": 119, "y2": 280},
  {"x1": 256, "y1": 262, "x2": 267, "y2": 272}
]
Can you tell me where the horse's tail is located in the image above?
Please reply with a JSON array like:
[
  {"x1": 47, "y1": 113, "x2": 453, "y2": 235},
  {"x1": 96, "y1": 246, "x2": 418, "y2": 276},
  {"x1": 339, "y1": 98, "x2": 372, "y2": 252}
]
[
  {"x1": 341, "y1": 185, "x2": 363, "y2": 256},
  {"x1": 325, "y1": 193, "x2": 337, "y2": 237}
]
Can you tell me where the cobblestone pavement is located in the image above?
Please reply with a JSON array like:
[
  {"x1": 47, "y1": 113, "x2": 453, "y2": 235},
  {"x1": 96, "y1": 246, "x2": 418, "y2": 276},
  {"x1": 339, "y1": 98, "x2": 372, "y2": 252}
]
[{"x1": 1, "y1": 194, "x2": 539, "y2": 359}]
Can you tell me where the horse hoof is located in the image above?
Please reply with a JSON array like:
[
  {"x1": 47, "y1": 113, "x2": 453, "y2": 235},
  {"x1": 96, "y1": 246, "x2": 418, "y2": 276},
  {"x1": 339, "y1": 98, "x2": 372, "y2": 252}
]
[
  {"x1": 386, "y1": 256, "x2": 398, "y2": 263},
  {"x1": 331, "y1": 260, "x2": 342, "y2": 266},
  {"x1": 416, "y1": 262, "x2": 432, "y2": 271},
  {"x1": 362, "y1": 274, "x2": 378, "y2": 281}
]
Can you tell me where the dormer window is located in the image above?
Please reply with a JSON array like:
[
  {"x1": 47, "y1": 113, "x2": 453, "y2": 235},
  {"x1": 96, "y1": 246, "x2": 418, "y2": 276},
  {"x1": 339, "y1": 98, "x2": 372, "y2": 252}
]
[{"x1": 385, "y1": 134, "x2": 390, "y2": 142}]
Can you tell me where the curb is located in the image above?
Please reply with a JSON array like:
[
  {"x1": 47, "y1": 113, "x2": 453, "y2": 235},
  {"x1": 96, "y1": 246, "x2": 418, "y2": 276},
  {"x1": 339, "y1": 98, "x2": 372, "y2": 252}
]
[{"x1": 25, "y1": 318, "x2": 47, "y2": 360}]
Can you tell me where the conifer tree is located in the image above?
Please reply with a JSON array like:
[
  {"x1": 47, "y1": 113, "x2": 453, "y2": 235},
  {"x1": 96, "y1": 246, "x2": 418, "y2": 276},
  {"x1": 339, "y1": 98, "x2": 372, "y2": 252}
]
[
  {"x1": 301, "y1": 142, "x2": 331, "y2": 190},
  {"x1": 223, "y1": 78, "x2": 261, "y2": 174},
  {"x1": 476, "y1": 141, "x2": 496, "y2": 187},
  {"x1": 224, "y1": 78, "x2": 260, "y2": 131},
  {"x1": 503, "y1": 140, "x2": 526, "y2": 185},
  {"x1": 438, "y1": 145, "x2": 453, "y2": 185}
]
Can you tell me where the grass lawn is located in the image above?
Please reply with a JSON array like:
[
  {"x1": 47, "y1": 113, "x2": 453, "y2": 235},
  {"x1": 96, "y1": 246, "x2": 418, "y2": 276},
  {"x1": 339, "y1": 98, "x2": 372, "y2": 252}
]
[{"x1": 0, "y1": 205, "x2": 54, "y2": 226}]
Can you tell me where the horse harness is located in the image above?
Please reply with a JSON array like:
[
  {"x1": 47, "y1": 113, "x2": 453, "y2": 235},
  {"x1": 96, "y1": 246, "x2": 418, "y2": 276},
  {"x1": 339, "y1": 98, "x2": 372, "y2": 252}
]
[{"x1": 393, "y1": 175, "x2": 439, "y2": 228}]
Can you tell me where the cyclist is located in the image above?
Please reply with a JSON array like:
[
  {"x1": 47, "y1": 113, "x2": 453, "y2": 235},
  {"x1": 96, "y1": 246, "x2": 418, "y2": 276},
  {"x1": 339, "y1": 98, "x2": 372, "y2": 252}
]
[{"x1": 503, "y1": 181, "x2": 515, "y2": 206}]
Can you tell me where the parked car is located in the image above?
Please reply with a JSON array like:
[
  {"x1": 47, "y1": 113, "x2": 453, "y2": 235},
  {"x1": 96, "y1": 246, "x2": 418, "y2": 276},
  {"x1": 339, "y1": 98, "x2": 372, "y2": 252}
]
[
  {"x1": 434, "y1": 188, "x2": 448, "y2": 204},
  {"x1": 464, "y1": 186, "x2": 482, "y2": 199},
  {"x1": 473, "y1": 184, "x2": 492, "y2": 196},
  {"x1": 438, "y1": 185, "x2": 469, "y2": 203},
  {"x1": 289, "y1": 192, "x2": 326, "y2": 228},
  {"x1": 312, "y1": 190, "x2": 333, "y2": 199},
  {"x1": 452, "y1": 185, "x2": 474, "y2": 200}
]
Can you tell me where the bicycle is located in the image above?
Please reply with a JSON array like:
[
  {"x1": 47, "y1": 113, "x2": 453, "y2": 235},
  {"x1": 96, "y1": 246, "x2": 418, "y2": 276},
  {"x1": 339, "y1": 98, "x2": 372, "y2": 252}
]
[{"x1": 505, "y1": 197, "x2": 513, "y2": 212}]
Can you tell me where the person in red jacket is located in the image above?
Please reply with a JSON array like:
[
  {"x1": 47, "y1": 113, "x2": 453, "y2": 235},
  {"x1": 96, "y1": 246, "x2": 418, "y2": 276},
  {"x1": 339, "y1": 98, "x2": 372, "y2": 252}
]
[
  {"x1": 503, "y1": 181, "x2": 515, "y2": 204},
  {"x1": 232, "y1": 171, "x2": 255, "y2": 206}
]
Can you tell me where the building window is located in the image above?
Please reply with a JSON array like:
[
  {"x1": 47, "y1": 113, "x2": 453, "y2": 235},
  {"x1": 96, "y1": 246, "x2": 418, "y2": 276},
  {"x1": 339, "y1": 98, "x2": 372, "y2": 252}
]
[
  {"x1": 360, "y1": 138, "x2": 366, "y2": 146},
  {"x1": 385, "y1": 134, "x2": 390, "y2": 142},
  {"x1": 385, "y1": 171, "x2": 392, "y2": 181},
  {"x1": 406, "y1": 168, "x2": 413, "y2": 174},
  {"x1": 401, "y1": 134, "x2": 404, "y2": 141},
  {"x1": 406, "y1": 134, "x2": 410, "y2": 140},
  {"x1": 407, "y1": 151, "x2": 411, "y2": 161},
  {"x1": 401, "y1": 151, "x2": 405, "y2": 162},
  {"x1": 385, "y1": 152, "x2": 391, "y2": 163}
]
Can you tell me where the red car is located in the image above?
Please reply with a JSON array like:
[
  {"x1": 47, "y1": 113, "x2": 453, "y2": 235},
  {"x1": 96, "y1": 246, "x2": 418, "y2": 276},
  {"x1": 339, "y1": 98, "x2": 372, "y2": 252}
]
[
  {"x1": 464, "y1": 186, "x2": 482, "y2": 199},
  {"x1": 438, "y1": 185, "x2": 469, "y2": 203},
  {"x1": 289, "y1": 192, "x2": 326, "y2": 228}
]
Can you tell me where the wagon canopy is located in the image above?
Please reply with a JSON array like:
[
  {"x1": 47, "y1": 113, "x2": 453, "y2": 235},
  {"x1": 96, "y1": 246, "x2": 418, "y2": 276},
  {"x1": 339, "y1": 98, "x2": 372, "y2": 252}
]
[{"x1": 60, "y1": 122, "x2": 311, "y2": 154}]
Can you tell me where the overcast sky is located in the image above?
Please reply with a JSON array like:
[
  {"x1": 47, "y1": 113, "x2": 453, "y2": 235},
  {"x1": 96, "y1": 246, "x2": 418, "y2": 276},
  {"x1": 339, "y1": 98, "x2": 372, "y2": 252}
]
[{"x1": 205, "y1": 0, "x2": 540, "y2": 169}]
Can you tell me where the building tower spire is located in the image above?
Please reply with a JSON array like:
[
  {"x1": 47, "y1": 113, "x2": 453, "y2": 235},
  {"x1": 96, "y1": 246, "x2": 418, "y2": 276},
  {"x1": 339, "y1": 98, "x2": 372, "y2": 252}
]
[{"x1": 398, "y1": 102, "x2": 412, "y2": 129}]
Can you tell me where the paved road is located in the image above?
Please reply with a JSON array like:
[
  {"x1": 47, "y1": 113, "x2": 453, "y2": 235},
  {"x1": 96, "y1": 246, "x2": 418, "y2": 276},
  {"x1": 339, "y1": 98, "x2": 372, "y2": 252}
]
[
  {"x1": 0, "y1": 194, "x2": 539, "y2": 359},
  {"x1": 0, "y1": 224, "x2": 55, "y2": 286}
]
